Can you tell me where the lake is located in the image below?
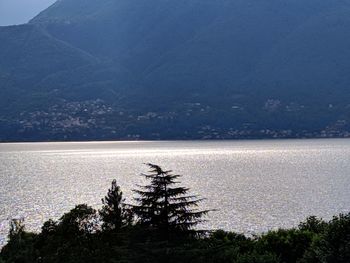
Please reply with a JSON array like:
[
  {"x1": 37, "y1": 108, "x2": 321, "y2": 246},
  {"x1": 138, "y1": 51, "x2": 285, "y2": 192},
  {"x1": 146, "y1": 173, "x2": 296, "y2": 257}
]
[{"x1": 1, "y1": 139, "x2": 350, "y2": 245}]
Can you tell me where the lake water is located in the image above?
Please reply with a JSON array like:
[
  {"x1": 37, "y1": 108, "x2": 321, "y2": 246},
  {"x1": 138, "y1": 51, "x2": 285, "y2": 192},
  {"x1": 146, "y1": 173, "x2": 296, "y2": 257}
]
[{"x1": 1, "y1": 139, "x2": 350, "y2": 245}]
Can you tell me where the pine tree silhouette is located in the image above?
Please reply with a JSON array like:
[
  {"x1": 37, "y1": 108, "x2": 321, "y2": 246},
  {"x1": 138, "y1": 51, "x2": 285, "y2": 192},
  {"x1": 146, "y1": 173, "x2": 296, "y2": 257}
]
[
  {"x1": 100, "y1": 180, "x2": 132, "y2": 231},
  {"x1": 131, "y1": 164, "x2": 209, "y2": 237}
]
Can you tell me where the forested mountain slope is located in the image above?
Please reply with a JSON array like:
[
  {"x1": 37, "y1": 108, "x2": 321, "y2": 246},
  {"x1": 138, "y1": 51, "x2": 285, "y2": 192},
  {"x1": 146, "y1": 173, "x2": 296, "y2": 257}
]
[{"x1": 2, "y1": 0, "x2": 350, "y2": 141}]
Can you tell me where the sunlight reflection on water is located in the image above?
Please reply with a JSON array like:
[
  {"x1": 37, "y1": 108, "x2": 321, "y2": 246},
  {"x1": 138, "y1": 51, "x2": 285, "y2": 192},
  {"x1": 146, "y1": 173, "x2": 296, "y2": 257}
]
[{"x1": 1, "y1": 139, "x2": 350, "y2": 246}]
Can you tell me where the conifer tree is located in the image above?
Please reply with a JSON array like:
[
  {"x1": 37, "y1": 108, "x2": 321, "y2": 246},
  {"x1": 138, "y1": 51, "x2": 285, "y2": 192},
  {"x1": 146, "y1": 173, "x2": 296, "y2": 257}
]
[
  {"x1": 131, "y1": 163, "x2": 209, "y2": 236},
  {"x1": 100, "y1": 180, "x2": 132, "y2": 231}
]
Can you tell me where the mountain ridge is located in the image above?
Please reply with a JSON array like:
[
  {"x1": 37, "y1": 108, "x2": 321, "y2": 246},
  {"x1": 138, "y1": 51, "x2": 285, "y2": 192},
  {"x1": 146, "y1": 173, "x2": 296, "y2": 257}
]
[{"x1": 2, "y1": 0, "x2": 350, "y2": 141}]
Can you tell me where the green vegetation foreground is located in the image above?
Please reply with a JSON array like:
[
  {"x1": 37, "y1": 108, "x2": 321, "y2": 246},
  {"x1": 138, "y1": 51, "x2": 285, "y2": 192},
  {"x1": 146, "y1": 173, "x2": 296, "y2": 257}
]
[{"x1": 1, "y1": 164, "x2": 350, "y2": 263}]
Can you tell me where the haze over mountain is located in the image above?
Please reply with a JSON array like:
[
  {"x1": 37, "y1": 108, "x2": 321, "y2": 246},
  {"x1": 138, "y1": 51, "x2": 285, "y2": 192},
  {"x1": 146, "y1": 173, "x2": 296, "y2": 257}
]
[
  {"x1": 0, "y1": 0, "x2": 56, "y2": 26},
  {"x1": 1, "y1": 0, "x2": 350, "y2": 141}
]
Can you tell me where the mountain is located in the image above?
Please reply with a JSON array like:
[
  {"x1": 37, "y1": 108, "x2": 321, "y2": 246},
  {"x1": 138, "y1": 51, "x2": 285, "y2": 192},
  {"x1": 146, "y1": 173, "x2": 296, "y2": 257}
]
[{"x1": 2, "y1": 0, "x2": 350, "y2": 141}]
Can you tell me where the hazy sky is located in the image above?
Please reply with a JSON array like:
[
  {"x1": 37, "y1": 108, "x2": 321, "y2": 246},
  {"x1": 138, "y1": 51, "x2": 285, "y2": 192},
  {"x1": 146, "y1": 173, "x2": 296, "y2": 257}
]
[{"x1": 0, "y1": 0, "x2": 56, "y2": 26}]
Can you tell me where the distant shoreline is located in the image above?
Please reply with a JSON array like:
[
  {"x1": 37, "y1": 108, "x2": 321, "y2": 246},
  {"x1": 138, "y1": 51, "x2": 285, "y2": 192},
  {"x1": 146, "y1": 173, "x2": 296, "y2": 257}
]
[{"x1": 2, "y1": 136, "x2": 350, "y2": 144}]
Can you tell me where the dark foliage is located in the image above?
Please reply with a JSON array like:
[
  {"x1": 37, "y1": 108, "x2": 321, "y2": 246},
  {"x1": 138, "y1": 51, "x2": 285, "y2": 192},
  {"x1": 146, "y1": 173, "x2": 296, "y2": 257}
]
[
  {"x1": 0, "y1": 219, "x2": 37, "y2": 263},
  {"x1": 301, "y1": 213, "x2": 350, "y2": 262},
  {"x1": 2, "y1": 211, "x2": 350, "y2": 263},
  {"x1": 99, "y1": 179, "x2": 132, "y2": 231},
  {"x1": 131, "y1": 163, "x2": 209, "y2": 238},
  {"x1": 298, "y1": 216, "x2": 328, "y2": 234}
]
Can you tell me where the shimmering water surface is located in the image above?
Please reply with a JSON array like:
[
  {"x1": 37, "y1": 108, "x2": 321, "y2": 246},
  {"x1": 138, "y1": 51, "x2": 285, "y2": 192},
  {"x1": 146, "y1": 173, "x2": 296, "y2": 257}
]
[{"x1": 1, "y1": 139, "x2": 350, "y2": 245}]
